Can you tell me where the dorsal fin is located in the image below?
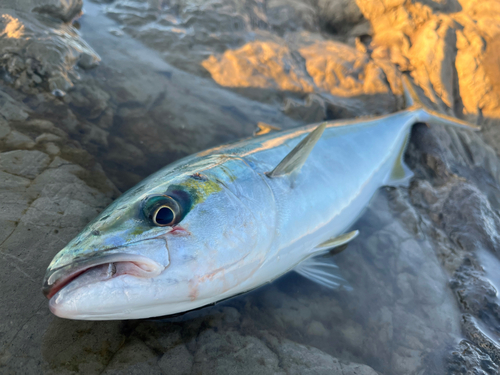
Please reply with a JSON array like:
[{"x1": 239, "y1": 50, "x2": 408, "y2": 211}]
[
  {"x1": 254, "y1": 122, "x2": 281, "y2": 136},
  {"x1": 266, "y1": 123, "x2": 326, "y2": 178}
]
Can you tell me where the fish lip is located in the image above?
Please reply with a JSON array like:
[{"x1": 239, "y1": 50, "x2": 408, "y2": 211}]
[{"x1": 42, "y1": 252, "x2": 164, "y2": 300}]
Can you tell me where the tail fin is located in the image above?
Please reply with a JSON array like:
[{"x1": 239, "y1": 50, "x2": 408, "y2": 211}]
[{"x1": 402, "y1": 76, "x2": 481, "y2": 131}]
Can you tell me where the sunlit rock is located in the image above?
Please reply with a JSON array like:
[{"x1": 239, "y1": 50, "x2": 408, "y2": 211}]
[{"x1": 202, "y1": 41, "x2": 315, "y2": 93}]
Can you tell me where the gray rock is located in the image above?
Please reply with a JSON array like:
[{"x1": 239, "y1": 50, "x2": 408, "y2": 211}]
[
  {"x1": 158, "y1": 345, "x2": 193, "y2": 375},
  {"x1": 0, "y1": 150, "x2": 50, "y2": 179},
  {"x1": 1, "y1": 0, "x2": 83, "y2": 22},
  {"x1": 262, "y1": 332, "x2": 378, "y2": 375},
  {"x1": 0, "y1": 118, "x2": 11, "y2": 139},
  {"x1": 192, "y1": 330, "x2": 282, "y2": 375},
  {"x1": 0, "y1": 95, "x2": 29, "y2": 121},
  {"x1": 0, "y1": 9, "x2": 100, "y2": 93},
  {"x1": 4, "y1": 130, "x2": 35, "y2": 149}
]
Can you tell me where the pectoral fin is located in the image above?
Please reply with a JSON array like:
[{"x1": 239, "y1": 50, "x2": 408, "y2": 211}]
[
  {"x1": 266, "y1": 123, "x2": 326, "y2": 178},
  {"x1": 254, "y1": 122, "x2": 281, "y2": 136},
  {"x1": 294, "y1": 230, "x2": 358, "y2": 289},
  {"x1": 295, "y1": 257, "x2": 347, "y2": 289}
]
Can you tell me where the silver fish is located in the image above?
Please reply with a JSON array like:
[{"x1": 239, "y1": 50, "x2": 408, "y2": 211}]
[{"x1": 42, "y1": 77, "x2": 478, "y2": 320}]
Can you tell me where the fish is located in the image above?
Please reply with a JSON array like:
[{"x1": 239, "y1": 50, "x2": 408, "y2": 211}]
[{"x1": 42, "y1": 77, "x2": 479, "y2": 320}]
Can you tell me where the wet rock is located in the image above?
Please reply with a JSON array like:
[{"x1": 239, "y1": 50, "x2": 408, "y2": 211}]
[
  {"x1": 67, "y1": 82, "x2": 111, "y2": 120},
  {"x1": 448, "y1": 340, "x2": 499, "y2": 375},
  {"x1": 0, "y1": 92, "x2": 30, "y2": 121}
]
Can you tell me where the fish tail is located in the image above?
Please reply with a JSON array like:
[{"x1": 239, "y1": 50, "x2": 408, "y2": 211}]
[{"x1": 402, "y1": 75, "x2": 481, "y2": 131}]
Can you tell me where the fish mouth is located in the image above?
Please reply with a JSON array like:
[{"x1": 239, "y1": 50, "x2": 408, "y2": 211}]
[{"x1": 42, "y1": 253, "x2": 164, "y2": 300}]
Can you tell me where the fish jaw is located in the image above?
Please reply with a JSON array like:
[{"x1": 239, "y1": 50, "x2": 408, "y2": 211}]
[{"x1": 43, "y1": 238, "x2": 170, "y2": 318}]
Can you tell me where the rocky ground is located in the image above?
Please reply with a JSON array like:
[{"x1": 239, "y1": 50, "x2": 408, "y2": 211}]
[{"x1": 1, "y1": 0, "x2": 500, "y2": 374}]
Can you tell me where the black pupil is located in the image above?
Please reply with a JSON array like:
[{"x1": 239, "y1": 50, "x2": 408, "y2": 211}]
[{"x1": 155, "y1": 206, "x2": 174, "y2": 225}]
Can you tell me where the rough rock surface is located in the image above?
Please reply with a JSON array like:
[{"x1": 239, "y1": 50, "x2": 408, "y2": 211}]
[
  {"x1": 1, "y1": 0, "x2": 500, "y2": 374},
  {"x1": 0, "y1": 3, "x2": 99, "y2": 94}
]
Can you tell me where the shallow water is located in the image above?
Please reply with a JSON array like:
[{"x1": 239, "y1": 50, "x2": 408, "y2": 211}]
[{"x1": 2, "y1": 2, "x2": 500, "y2": 374}]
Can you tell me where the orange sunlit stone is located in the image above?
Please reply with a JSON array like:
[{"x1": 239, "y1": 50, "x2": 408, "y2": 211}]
[{"x1": 1, "y1": 14, "x2": 24, "y2": 39}]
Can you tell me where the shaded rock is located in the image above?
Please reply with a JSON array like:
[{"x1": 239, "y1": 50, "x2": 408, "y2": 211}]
[
  {"x1": 101, "y1": 337, "x2": 161, "y2": 375},
  {"x1": 3, "y1": 130, "x2": 35, "y2": 149},
  {"x1": 317, "y1": 0, "x2": 365, "y2": 34},
  {"x1": 158, "y1": 345, "x2": 193, "y2": 375},
  {"x1": 0, "y1": 118, "x2": 10, "y2": 138},
  {"x1": 448, "y1": 340, "x2": 499, "y2": 375},
  {"x1": 0, "y1": 92, "x2": 30, "y2": 121},
  {"x1": 2, "y1": 0, "x2": 83, "y2": 23},
  {"x1": 67, "y1": 82, "x2": 111, "y2": 120},
  {"x1": 0, "y1": 9, "x2": 100, "y2": 93},
  {"x1": 192, "y1": 330, "x2": 282, "y2": 375},
  {"x1": 42, "y1": 319, "x2": 125, "y2": 374},
  {"x1": 261, "y1": 332, "x2": 378, "y2": 375},
  {"x1": 283, "y1": 94, "x2": 327, "y2": 123},
  {"x1": 0, "y1": 92, "x2": 117, "y2": 375}
]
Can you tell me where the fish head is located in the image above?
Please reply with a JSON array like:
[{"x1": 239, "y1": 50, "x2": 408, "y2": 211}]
[{"x1": 43, "y1": 155, "x2": 276, "y2": 320}]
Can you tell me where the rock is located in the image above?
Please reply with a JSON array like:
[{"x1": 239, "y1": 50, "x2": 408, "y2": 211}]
[
  {"x1": 101, "y1": 337, "x2": 161, "y2": 375},
  {"x1": 35, "y1": 133, "x2": 62, "y2": 144},
  {"x1": 0, "y1": 93, "x2": 30, "y2": 121},
  {"x1": 298, "y1": 40, "x2": 395, "y2": 97},
  {"x1": 0, "y1": 118, "x2": 11, "y2": 139},
  {"x1": 0, "y1": 9, "x2": 100, "y2": 93},
  {"x1": 448, "y1": 340, "x2": 499, "y2": 374},
  {"x1": 158, "y1": 345, "x2": 193, "y2": 375},
  {"x1": 283, "y1": 94, "x2": 327, "y2": 123},
  {"x1": 2, "y1": 0, "x2": 83, "y2": 23},
  {"x1": 317, "y1": 0, "x2": 365, "y2": 33},
  {"x1": 306, "y1": 320, "x2": 330, "y2": 337},
  {"x1": 0, "y1": 150, "x2": 50, "y2": 179},
  {"x1": 3, "y1": 130, "x2": 35, "y2": 149},
  {"x1": 355, "y1": 0, "x2": 500, "y2": 119},
  {"x1": 261, "y1": 332, "x2": 379, "y2": 375},
  {"x1": 67, "y1": 82, "x2": 110, "y2": 120},
  {"x1": 202, "y1": 41, "x2": 315, "y2": 93},
  {"x1": 192, "y1": 330, "x2": 282, "y2": 375}
]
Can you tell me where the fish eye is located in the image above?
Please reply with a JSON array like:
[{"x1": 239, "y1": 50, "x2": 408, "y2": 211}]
[
  {"x1": 153, "y1": 205, "x2": 175, "y2": 226},
  {"x1": 143, "y1": 195, "x2": 182, "y2": 227}
]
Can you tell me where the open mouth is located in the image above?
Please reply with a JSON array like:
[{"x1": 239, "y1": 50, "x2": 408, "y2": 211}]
[{"x1": 42, "y1": 253, "x2": 164, "y2": 300}]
